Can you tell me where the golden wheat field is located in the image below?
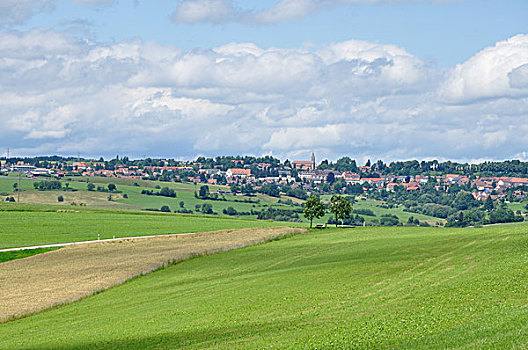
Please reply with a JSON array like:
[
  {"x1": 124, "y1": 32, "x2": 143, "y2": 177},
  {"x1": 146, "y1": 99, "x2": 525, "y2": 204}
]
[{"x1": 0, "y1": 226, "x2": 305, "y2": 322}]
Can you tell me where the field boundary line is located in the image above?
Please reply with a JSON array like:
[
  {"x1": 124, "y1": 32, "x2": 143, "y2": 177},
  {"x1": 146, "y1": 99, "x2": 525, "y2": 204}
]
[{"x1": 0, "y1": 233, "x2": 199, "y2": 252}]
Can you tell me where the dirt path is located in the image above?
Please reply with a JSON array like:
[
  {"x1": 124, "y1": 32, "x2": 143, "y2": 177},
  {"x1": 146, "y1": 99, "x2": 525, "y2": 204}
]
[
  {"x1": 0, "y1": 226, "x2": 305, "y2": 323},
  {"x1": 0, "y1": 233, "x2": 199, "y2": 252}
]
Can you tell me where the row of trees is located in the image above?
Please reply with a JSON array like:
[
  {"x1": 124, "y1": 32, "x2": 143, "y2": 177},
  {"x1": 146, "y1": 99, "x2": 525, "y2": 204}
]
[
  {"x1": 318, "y1": 158, "x2": 528, "y2": 177},
  {"x1": 141, "y1": 187, "x2": 176, "y2": 198},
  {"x1": 303, "y1": 195, "x2": 353, "y2": 228}
]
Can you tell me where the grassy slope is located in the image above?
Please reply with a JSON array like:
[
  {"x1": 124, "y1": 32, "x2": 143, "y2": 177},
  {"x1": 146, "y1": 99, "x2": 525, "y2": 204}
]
[
  {"x1": 322, "y1": 197, "x2": 444, "y2": 224},
  {"x1": 2, "y1": 225, "x2": 527, "y2": 349},
  {"x1": 0, "y1": 248, "x2": 59, "y2": 263},
  {"x1": 355, "y1": 198, "x2": 445, "y2": 224},
  {"x1": 0, "y1": 203, "x2": 302, "y2": 249},
  {"x1": 0, "y1": 177, "x2": 300, "y2": 219},
  {"x1": 2, "y1": 176, "x2": 525, "y2": 226}
]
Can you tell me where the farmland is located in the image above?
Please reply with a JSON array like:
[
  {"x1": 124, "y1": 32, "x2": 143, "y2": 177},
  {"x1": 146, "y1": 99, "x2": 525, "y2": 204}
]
[
  {"x1": 1, "y1": 225, "x2": 527, "y2": 348},
  {"x1": 0, "y1": 176, "x2": 449, "y2": 228},
  {"x1": 0, "y1": 176, "x2": 301, "y2": 218},
  {"x1": 0, "y1": 203, "x2": 302, "y2": 249},
  {"x1": 0, "y1": 227, "x2": 303, "y2": 322}
]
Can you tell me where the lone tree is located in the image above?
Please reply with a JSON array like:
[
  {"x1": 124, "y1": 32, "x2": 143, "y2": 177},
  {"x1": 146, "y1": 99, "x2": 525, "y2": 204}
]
[
  {"x1": 484, "y1": 195, "x2": 494, "y2": 212},
  {"x1": 303, "y1": 195, "x2": 325, "y2": 228},
  {"x1": 329, "y1": 195, "x2": 352, "y2": 227},
  {"x1": 199, "y1": 185, "x2": 210, "y2": 198}
]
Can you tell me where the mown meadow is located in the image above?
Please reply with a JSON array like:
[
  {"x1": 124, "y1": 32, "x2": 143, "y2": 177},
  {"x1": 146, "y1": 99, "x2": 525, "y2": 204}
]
[
  {"x1": 1, "y1": 176, "x2": 448, "y2": 229},
  {"x1": 1, "y1": 225, "x2": 527, "y2": 349},
  {"x1": 0, "y1": 176, "x2": 301, "y2": 218},
  {"x1": 0, "y1": 203, "x2": 301, "y2": 249}
]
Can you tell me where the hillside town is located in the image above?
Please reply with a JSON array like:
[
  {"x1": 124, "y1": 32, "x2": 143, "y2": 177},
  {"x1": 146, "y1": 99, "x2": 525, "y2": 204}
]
[{"x1": 2, "y1": 154, "x2": 528, "y2": 203}]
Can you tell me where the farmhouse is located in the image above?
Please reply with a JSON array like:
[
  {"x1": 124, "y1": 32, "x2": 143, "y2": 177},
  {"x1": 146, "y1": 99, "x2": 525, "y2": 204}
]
[{"x1": 226, "y1": 168, "x2": 251, "y2": 178}]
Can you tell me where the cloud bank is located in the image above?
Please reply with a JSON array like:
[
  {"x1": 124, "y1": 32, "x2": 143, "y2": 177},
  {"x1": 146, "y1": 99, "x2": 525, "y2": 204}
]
[{"x1": 0, "y1": 28, "x2": 527, "y2": 161}]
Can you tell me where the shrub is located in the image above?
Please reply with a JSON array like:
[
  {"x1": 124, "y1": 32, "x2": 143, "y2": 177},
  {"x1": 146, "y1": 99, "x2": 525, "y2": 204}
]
[
  {"x1": 379, "y1": 214, "x2": 400, "y2": 226},
  {"x1": 223, "y1": 207, "x2": 238, "y2": 216},
  {"x1": 57, "y1": 195, "x2": 64, "y2": 202},
  {"x1": 201, "y1": 204, "x2": 213, "y2": 214},
  {"x1": 352, "y1": 208, "x2": 376, "y2": 216},
  {"x1": 33, "y1": 180, "x2": 62, "y2": 191},
  {"x1": 160, "y1": 205, "x2": 171, "y2": 212},
  {"x1": 141, "y1": 188, "x2": 175, "y2": 198}
]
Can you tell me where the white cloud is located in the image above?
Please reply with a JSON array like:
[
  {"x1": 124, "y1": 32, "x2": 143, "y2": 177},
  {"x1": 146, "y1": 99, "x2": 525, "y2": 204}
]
[
  {"x1": 509, "y1": 63, "x2": 528, "y2": 89},
  {"x1": 171, "y1": 0, "x2": 466, "y2": 25},
  {"x1": 0, "y1": 0, "x2": 54, "y2": 25},
  {"x1": 439, "y1": 34, "x2": 528, "y2": 103},
  {"x1": 244, "y1": 0, "x2": 323, "y2": 24},
  {"x1": 0, "y1": 0, "x2": 116, "y2": 26},
  {"x1": 171, "y1": 0, "x2": 237, "y2": 24},
  {"x1": 1, "y1": 28, "x2": 527, "y2": 162}
]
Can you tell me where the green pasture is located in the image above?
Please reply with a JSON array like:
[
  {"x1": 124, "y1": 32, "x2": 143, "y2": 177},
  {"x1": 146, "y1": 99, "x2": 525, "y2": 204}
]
[
  {"x1": 0, "y1": 247, "x2": 59, "y2": 263},
  {"x1": 64, "y1": 176, "x2": 227, "y2": 192},
  {"x1": 0, "y1": 177, "x2": 301, "y2": 219},
  {"x1": 322, "y1": 196, "x2": 444, "y2": 224},
  {"x1": 0, "y1": 176, "x2": 38, "y2": 194},
  {"x1": 0, "y1": 203, "x2": 301, "y2": 249},
  {"x1": 112, "y1": 183, "x2": 296, "y2": 216},
  {"x1": 1, "y1": 225, "x2": 527, "y2": 348},
  {"x1": 354, "y1": 198, "x2": 445, "y2": 223},
  {"x1": 507, "y1": 201, "x2": 528, "y2": 213}
]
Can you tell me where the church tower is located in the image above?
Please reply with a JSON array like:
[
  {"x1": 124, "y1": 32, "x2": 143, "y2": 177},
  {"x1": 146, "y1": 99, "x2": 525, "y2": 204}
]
[{"x1": 311, "y1": 152, "x2": 315, "y2": 170}]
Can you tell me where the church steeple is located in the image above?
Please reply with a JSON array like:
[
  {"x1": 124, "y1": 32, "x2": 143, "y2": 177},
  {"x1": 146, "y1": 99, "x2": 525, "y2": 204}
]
[{"x1": 311, "y1": 152, "x2": 315, "y2": 170}]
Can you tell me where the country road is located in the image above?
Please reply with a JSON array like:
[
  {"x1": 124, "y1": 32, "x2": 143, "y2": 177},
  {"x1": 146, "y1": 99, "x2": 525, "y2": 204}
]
[{"x1": 0, "y1": 232, "x2": 199, "y2": 253}]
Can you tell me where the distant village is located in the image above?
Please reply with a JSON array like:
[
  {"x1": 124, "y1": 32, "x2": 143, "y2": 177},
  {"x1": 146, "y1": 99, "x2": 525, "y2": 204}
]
[{"x1": 2, "y1": 154, "x2": 528, "y2": 203}]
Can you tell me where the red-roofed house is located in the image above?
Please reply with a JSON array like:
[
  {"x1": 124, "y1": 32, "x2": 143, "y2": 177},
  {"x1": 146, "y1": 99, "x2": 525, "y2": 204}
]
[{"x1": 226, "y1": 168, "x2": 251, "y2": 178}]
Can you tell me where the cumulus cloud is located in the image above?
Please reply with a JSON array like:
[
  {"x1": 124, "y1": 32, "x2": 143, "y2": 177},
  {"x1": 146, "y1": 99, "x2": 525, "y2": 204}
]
[
  {"x1": 439, "y1": 34, "x2": 528, "y2": 103},
  {"x1": 1, "y1": 28, "x2": 527, "y2": 162},
  {"x1": 509, "y1": 63, "x2": 528, "y2": 89}
]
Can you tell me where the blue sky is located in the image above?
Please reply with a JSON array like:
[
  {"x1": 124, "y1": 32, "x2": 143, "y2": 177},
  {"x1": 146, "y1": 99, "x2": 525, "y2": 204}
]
[
  {"x1": 1, "y1": 0, "x2": 527, "y2": 162},
  {"x1": 18, "y1": 0, "x2": 528, "y2": 67}
]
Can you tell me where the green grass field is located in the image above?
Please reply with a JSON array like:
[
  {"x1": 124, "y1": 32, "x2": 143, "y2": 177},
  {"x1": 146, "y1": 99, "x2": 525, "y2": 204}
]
[
  {"x1": 0, "y1": 176, "x2": 300, "y2": 219},
  {"x1": 0, "y1": 248, "x2": 59, "y2": 263},
  {"x1": 2, "y1": 225, "x2": 527, "y2": 349},
  {"x1": 321, "y1": 196, "x2": 444, "y2": 225},
  {"x1": 0, "y1": 203, "x2": 302, "y2": 249},
  {"x1": 2, "y1": 175, "x2": 524, "y2": 227}
]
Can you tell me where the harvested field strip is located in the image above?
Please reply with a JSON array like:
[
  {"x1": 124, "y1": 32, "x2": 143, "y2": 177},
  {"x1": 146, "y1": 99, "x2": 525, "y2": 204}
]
[{"x1": 0, "y1": 226, "x2": 304, "y2": 323}]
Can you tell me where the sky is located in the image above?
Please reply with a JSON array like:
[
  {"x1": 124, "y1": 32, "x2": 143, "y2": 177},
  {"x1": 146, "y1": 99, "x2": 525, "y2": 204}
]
[{"x1": 0, "y1": 0, "x2": 527, "y2": 163}]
